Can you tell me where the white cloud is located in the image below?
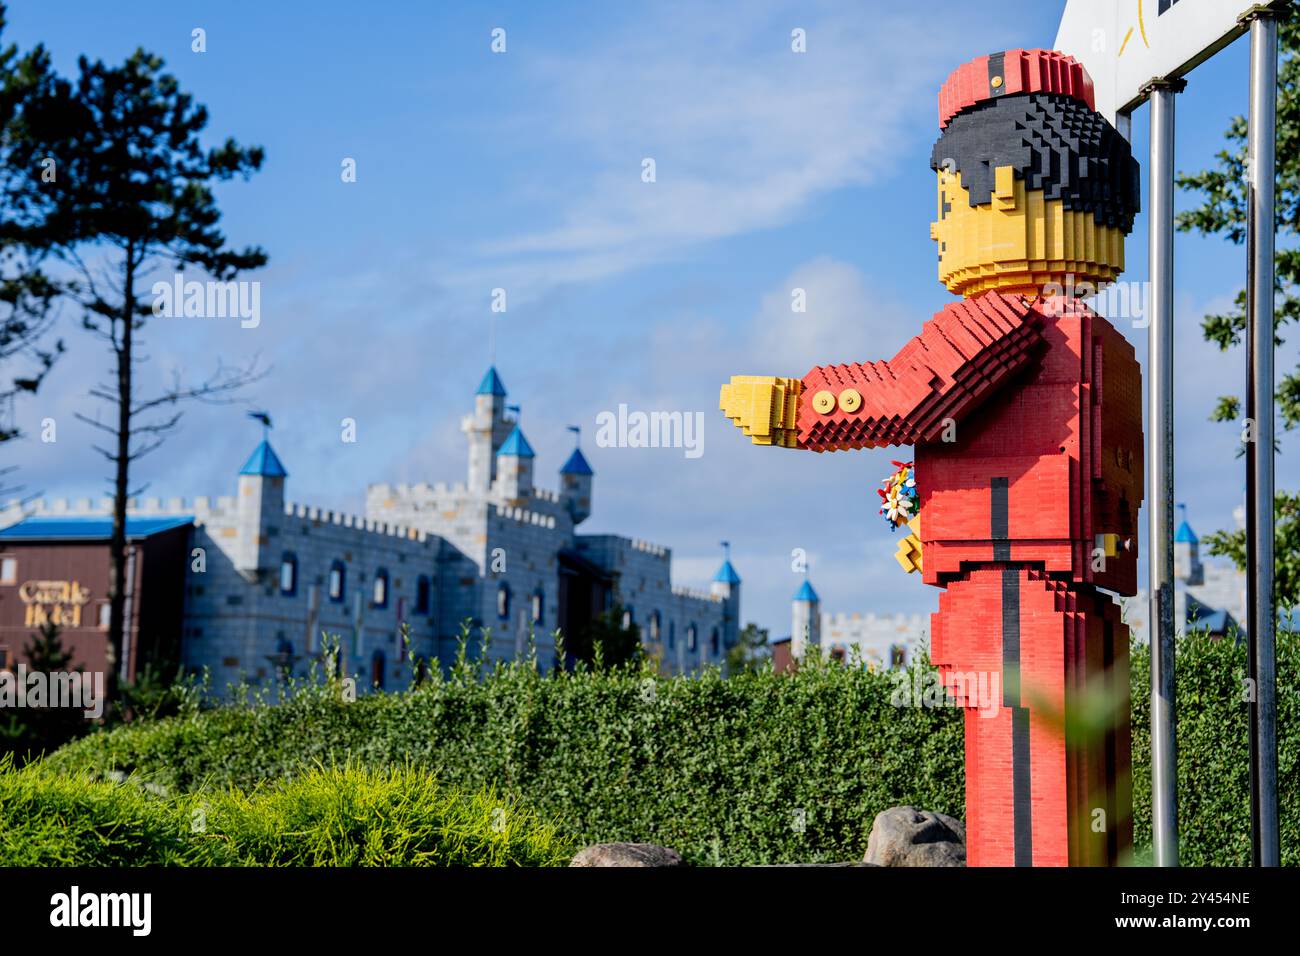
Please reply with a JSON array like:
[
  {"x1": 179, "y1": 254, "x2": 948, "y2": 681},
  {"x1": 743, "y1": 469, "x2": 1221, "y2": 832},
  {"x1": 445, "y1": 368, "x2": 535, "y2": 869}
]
[{"x1": 447, "y1": 2, "x2": 977, "y2": 299}]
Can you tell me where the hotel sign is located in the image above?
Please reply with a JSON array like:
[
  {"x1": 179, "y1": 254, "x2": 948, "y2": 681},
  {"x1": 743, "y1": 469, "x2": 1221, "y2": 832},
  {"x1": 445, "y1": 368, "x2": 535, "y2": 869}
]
[{"x1": 18, "y1": 580, "x2": 91, "y2": 628}]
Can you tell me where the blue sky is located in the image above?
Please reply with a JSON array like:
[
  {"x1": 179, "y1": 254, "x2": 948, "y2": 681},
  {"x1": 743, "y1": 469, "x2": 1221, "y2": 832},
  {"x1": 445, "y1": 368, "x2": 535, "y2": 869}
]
[{"x1": 6, "y1": 0, "x2": 1295, "y2": 636}]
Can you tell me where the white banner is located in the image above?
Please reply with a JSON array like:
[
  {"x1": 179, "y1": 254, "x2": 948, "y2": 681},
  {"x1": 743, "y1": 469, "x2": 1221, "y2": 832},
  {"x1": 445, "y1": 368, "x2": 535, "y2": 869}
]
[{"x1": 1056, "y1": 0, "x2": 1255, "y2": 124}]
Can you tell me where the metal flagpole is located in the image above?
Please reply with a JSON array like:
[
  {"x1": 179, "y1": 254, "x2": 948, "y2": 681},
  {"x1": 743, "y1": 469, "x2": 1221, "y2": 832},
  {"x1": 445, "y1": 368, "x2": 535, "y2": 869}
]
[
  {"x1": 1145, "y1": 77, "x2": 1185, "y2": 868},
  {"x1": 1243, "y1": 2, "x2": 1281, "y2": 868}
]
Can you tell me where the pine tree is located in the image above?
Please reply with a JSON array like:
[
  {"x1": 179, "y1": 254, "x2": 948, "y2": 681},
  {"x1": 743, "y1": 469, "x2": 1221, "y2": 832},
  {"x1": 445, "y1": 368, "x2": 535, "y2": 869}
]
[
  {"x1": 11, "y1": 47, "x2": 269, "y2": 706},
  {"x1": 23, "y1": 619, "x2": 73, "y2": 672}
]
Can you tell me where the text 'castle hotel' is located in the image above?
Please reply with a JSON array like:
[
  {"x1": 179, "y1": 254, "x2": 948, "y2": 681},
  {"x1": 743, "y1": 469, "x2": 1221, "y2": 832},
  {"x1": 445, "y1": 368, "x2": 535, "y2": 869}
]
[{"x1": 0, "y1": 368, "x2": 740, "y2": 686}]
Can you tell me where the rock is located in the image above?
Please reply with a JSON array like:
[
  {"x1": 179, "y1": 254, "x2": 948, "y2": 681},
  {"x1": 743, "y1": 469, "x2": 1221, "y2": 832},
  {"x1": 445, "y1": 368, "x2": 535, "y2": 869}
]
[
  {"x1": 569, "y1": 843, "x2": 687, "y2": 867},
  {"x1": 863, "y1": 806, "x2": 966, "y2": 867}
]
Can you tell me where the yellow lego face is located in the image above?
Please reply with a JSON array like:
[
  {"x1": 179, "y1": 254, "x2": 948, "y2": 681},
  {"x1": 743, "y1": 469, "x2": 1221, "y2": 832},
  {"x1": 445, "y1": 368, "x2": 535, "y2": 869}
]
[{"x1": 931, "y1": 165, "x2": 1127, "y2": 299}]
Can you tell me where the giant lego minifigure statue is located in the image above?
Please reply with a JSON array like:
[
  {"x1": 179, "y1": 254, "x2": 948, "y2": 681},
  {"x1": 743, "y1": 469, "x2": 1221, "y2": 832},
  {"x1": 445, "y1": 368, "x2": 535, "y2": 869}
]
[{"x1": 720, "y1": 50, "x2": 1142, "y2": 866}]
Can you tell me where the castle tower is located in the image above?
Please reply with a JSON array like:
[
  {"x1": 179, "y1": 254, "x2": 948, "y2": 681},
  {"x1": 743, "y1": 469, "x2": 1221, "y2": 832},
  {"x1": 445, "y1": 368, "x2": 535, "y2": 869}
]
[
  {"x1": 235, "y1": 439, "x2": 287, "y2": 574},
  {"x1": 710, "y1": 543, "x2": 741, "y2": 652},
  {"x1": 463, "y1": 366, "x2": 514, "y2": 493},
  {"x1": 1174, "y1": 504, "x2": 1204, "y2": 587},
  {"x1": 791, "y1": 577, "x2": 821, "y2": 658},
  {"x1": 560, "y1": 445, "x2": 594, "y2": 524},
  {"x1": 495, "y1": 424, "x2": 535, "y2": 502}
]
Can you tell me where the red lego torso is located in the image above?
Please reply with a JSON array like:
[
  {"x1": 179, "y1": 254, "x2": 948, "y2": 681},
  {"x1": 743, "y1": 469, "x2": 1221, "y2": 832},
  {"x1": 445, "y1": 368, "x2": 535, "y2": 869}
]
[
  {"x1": 795, "y1": 290, "x2": 1142, "y2": 595},
  {"x1": 915, "y1": 295, "x2": 1143, "y2": 594}
]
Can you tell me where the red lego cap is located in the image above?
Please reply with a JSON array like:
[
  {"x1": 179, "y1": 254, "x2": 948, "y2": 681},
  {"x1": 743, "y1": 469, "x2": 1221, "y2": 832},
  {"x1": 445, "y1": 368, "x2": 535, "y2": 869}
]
[{"x1": 938, "y1": 49, "x2": 1096, "y2": 130}]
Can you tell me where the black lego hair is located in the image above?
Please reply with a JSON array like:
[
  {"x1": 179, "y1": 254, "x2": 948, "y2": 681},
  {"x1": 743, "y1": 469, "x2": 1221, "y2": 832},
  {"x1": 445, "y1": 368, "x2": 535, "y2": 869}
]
[{"x1": 930, "y1": 92, "x2": 1141, "y2": 233}]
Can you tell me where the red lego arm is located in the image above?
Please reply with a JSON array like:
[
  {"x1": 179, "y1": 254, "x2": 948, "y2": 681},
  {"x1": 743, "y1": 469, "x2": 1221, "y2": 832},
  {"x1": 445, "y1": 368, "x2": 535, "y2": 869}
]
[{"x1": 797, "y1": 291, "x2": 1042, "y2": 451}]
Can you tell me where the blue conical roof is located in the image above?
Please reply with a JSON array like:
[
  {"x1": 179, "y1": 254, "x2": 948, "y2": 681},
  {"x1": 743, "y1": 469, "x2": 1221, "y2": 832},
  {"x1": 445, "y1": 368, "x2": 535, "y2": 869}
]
[
  {"x1": 498, "y1": 425, "x2": 535, "y2": 458},
  {"x1": 239, "y1": 439, "x2": 288, "y2": 478},
  {"x1": 561, "y1": 447, "x2": 594, "y2": 476},
  {"x1": 477, "y1": 366, "x2": 507, "y2": 397},
  {"x1": 793, "y1": 580, "x2": 819, "y2": 602},
  {"x1": 1175, "y1": 520, "x2": 1198, "y2": 544},
  {"x1": 713, "y1": 560, "x2": 741, "y2": 585}
]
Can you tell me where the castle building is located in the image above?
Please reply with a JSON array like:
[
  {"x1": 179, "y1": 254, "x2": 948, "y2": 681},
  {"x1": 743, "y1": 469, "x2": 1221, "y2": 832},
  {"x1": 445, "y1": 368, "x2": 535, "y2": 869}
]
[
  {"x1": 0, "y1": 368, "x2": 740, "y2": 686},
  {"x1": 1122, "y1": 504, "x2": 1247, "y2": 642},
  {"x1": 791, "y1": 578, "x2": 820, "y2": 659},
  {"x1": 774, "y1": 575, "x2": 925, "y2": 672}
]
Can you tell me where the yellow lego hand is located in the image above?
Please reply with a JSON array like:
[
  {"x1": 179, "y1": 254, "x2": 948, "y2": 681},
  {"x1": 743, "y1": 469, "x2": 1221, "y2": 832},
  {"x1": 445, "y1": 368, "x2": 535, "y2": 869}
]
[
  {"x1": 719, "y1": 375, "x2": 803, "y2": 448},
  {"x1": 894, "y1": 516, "x2": 923, "y2": 575}
]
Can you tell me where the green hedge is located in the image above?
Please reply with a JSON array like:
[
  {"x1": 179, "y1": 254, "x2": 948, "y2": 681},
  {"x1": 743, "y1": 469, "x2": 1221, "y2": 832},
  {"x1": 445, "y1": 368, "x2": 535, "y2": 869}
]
[
  {"x1": 1130, "y1": 629, "x2": 1300, "y2": 866},
  {"x1": 44, "y1": 631, "x2": 1299, "y2": 865},
  {"x1": 0, "y1": 758, "x2": 570, "y2": 866},
  {"x1": 47, "y1": 656, "x2": 965, "y2": 865}
]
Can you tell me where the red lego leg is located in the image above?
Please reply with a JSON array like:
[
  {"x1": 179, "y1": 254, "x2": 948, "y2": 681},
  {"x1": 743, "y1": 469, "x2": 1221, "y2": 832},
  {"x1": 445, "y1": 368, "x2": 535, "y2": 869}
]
[{"x1": 933, "y1": 568, "x2": 1132, "y2": 866}]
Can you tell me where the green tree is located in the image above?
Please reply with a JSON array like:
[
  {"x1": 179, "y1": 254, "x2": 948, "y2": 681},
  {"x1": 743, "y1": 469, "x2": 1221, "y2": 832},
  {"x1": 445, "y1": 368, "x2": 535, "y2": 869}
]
[
  {"x1": 726, "y1": 622, "x2": 770, "y2": 674},
  {"x1": 1202, "y1": 492, "x2": 1300, "y2": 612},
  {"x1": 0, "y1": 3, "x2": 62, "y2": 456},
  {"x1": 0, "y1": 622, "x2": 84, "y2": 764},
  {"x1": 14, "y1": 48, "x2": 268, "y2": 706},
  {"x1": 1177, "y1": 17, "x2": 1299, "y2": 607},
  {"x1": 23, "y1": 619, "x2": 74, "y2": 672},
  {"x1": 567, "y1": 605, "x2": 641, "y2": 669}
]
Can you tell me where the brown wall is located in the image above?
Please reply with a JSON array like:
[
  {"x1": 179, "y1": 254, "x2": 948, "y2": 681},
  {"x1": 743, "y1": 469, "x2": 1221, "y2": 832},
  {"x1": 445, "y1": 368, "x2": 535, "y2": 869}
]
[
  {"x1": 772, "y1": 639, "x2": 794, "y2": 674},
  {"x1": 129, "y1": 527, "x2": 189, "y2": 677},
  {"x1": 0, "y1": 527, "x2": 188, "y2": 680}
]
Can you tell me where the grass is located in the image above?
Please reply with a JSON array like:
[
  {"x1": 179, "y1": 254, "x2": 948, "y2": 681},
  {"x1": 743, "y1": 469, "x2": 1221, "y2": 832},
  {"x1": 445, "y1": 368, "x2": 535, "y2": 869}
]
[{"x1": 0, "y1": 755, "x2": 572, "y2": 867}]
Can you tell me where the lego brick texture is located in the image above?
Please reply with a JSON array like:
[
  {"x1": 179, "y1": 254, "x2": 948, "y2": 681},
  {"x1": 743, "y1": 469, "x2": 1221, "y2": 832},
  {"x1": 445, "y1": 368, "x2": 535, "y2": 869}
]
[
  {"x1": 939, "y1": 48, "x2": 1096, "y2": 129},
  {"x1": 932, "y1": 93, "x2": 1141, "y2": 232}
]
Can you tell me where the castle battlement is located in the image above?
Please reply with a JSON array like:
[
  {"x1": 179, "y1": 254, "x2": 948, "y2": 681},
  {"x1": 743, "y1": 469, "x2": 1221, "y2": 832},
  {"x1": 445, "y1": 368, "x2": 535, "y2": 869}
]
[
  {"x1": 672, "y1": 586, "x2": 719, "y2": 604},
  {"x1": 368, "y1": 480, "x2": 468, "y2": 502},
  {"x1": 825, "y1": 611, "x2": 927, "y2": 628},
  {"x1": 630, "y1": 539, "x2": 669, "y2": 558},
  {"x1": 6, "y1": 497, "x2": 107, "y2": 516},
  {"x1": 492, "y1": 504, "x2": 557, "y2": 530},
  {"x1": 2, "y1": 494, "x2": 241, "y2": 521},
  {"x1": 283, "y1": 501, "x2": 430, "y2": 542},
  {"x1": 576, "y1": 534, "x2": 670, "y2": 560}
]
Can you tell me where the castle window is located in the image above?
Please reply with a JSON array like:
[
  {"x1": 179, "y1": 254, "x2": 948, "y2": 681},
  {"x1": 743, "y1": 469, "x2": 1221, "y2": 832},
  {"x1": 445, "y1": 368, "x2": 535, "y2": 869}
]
[
  {"x1": 531, "y1": 587, "x2": 544, "y2": 624},
  {"x1": 328, "y1": 561, "x2": 346, "y2": 603},
  {"x1": 649, "y1": 611, "x2": 661, "y2": 642},
  {"x1": 371, "y1": 649, "x2": 386, "y2": 690},
  {"x1": 686, "y1": 624, "x2": 697, "y2": 652},
  {"x1": 279, "y1": 553, "x2": 298, "y2": 596},
  {"x1": 668, "y1": 622, "x2": 675, "y2": 650},
  {"x1": 415, "y1": 575, "x2": 431, "y2": 615},
  {"x1": 622, "y1": 607, "x2": 633, "y2": 630},
  {"x1": 710, "y1": 627, "x2": 720, "y2": 657},
  {"x1": 497, "y1": 583, "x2": 511, "y2": 620},
  {"x1": 372, "y1": 568, "x2": 389, "y2": 608},
  {"x1": 97, "y1": 602, "x2": 111, "y2": 629},
  {"x1": 0, "y1": 556, "x2": 15, "y2": 585}
]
